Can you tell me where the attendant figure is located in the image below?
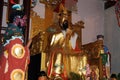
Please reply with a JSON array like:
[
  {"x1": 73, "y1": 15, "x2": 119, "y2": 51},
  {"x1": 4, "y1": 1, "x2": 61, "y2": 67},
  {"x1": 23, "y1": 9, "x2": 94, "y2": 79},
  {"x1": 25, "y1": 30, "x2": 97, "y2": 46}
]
[
  {"x1": 0, "y1": 4, "x2": 32, "y2": 80},
  {"x1": 97, "y1": 35, "x2": 111, "y2": 79},
  {"x1": 37, "y1": 71, "x2": 49, "y2": 80},
  {"x1": 110, "y1": 73, "x2": 117, "y2": 80}
]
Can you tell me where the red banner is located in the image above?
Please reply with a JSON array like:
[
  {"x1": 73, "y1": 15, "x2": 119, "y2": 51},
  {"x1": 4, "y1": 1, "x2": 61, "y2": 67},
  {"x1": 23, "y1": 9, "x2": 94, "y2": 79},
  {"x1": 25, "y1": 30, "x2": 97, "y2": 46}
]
[{"x1": 115, "y1": 1, "x2": 120, "y2": 27}]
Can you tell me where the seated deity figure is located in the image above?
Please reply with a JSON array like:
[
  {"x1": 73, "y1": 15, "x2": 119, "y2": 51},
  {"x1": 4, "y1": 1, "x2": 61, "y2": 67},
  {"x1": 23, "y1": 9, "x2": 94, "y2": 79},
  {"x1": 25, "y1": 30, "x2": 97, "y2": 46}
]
[{"x1": 46, "y1": 8, "x2": 84, "y2": 80}]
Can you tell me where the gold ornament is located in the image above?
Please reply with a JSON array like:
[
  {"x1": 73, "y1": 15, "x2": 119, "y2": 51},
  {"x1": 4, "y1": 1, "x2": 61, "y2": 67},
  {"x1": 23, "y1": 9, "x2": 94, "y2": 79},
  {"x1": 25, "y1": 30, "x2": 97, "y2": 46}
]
[
  {"x1": 11, "y1": 69, "x2": 24, "y2": 80},
  {"x1": 11, "y1": 44, "x2": 25, "y2": 59}
]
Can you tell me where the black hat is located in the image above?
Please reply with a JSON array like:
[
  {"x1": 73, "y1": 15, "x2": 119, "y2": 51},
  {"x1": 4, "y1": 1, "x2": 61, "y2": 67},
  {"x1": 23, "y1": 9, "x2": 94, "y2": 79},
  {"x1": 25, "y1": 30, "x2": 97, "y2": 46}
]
[
  {"x1": 110, "y1": 73, "x2": 117, "y2": 79},
  {"x1": 37, "y1": 71, "x2": 47, "y2": 78},
  {"x1": 97, "y1": 35, "x2": 104, "y2": 39}
]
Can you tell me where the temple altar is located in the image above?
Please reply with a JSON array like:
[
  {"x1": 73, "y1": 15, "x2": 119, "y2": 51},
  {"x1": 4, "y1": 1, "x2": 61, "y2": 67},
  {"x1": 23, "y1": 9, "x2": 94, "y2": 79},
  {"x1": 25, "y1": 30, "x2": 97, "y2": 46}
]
[
  {"x1": 28, "y1": 1, "x2": 111, "y2": 80},
  {"x1": 0, "y1": 0, "x2": 111, "y2": 80}
]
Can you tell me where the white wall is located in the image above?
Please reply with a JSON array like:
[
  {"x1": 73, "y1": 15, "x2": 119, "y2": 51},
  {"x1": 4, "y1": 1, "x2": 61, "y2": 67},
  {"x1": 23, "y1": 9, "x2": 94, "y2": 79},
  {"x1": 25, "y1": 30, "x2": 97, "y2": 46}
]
[
  {"x1": 72, "y1": 0, "x2": 104, "y2": 44},
  {"x1": 104, "y1": 6, "x2": 120, "y2": 74},
  {"x1": 32, "y1": 0, "x2": 45, "y2": 19}
]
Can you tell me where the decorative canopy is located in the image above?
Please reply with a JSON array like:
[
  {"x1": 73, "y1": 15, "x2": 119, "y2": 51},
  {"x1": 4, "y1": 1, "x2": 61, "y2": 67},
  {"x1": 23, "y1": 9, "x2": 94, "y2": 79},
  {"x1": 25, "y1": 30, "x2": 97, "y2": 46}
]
[{"x1": 40, "y1": 0, "x2": 78, "y2": 12}]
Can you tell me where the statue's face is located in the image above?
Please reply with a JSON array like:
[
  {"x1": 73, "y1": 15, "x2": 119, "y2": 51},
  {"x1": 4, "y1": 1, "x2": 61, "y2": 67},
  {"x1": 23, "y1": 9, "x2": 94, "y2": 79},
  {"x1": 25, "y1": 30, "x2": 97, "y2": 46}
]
[{"x1": 59, "y1": 13, "x2": 68, "y2": 30}]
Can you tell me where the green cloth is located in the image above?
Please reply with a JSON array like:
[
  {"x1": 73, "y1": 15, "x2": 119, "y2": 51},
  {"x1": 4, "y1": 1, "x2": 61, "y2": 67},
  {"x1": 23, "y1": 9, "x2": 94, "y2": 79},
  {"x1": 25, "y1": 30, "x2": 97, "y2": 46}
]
[
  {"x1": 4, "y1": 23, "x2": 23, "y2": 43},
  {"x1": 101, "y1": 54, "x2": 108, "y2": 65}
]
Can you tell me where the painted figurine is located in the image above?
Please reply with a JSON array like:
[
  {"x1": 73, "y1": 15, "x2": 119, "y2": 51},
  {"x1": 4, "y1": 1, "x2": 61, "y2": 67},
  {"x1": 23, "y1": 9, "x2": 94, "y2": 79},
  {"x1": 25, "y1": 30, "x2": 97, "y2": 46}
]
[{"x1": 0, "y1": 4, "x2": 32, "y2": 80}]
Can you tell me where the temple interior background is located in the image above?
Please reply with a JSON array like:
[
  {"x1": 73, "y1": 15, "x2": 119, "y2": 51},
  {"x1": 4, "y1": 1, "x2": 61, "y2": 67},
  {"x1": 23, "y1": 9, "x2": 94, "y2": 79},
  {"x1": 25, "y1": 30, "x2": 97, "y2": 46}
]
[{"x1": 0, "y1": 0, "x2": 120, "y2": 80}]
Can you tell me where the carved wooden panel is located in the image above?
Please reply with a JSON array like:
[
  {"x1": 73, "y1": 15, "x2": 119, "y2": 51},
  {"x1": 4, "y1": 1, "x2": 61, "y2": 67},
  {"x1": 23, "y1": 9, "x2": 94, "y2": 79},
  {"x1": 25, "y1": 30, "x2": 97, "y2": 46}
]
[
  {"x1": 30, "y1": 10, "x2": 45, "y2": 38},
  {"x1": 30, "y1": 5, "x2": 54, "y2": 38},
  {"x1": 82, "y1": 40, "x2": 104, "y2": 79},
  {"x1": 83, "y1": 40, "x2": 103, "y2": 59},
  {"x1": 30, "y1": 31, "x2": 47, "y2": 55}
]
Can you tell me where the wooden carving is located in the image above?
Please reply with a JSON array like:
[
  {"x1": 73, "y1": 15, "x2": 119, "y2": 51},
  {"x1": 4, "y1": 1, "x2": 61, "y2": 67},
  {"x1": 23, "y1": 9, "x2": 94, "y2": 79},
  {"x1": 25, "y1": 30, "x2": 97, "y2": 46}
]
[
  {"x1": 82, "y1": 40, "x2": 103, "y2": 59},
  {"x1": 82, "y1": 40, "x2": 104, "y2": 79},
  {"x1": 29, "y1": 4, "x2": 54, "y2": 55},
  {"x1": 30, "y1": 10, "x2": 45, "y2": 38},
  {"x1": 30, "y1": 31, "x2": 47, "y2": 55}
]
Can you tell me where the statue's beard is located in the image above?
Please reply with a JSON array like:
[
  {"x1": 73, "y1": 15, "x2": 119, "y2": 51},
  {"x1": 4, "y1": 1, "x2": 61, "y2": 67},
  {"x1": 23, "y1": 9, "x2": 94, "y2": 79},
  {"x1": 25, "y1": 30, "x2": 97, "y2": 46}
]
[{"x1": 60, "y1": 20, "x2": 68, "y2": 30}]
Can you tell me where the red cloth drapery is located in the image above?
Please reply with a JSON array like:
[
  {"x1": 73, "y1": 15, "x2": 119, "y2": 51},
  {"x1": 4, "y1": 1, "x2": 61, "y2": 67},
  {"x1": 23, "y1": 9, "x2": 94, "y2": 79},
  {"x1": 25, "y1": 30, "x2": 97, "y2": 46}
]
[
  {"x1": 115, "y1": 0, "x2": 120, "y2": 27},
  {"x1": 0, "y1": 38, "x2": 30, "y2": 80},
  {"x1": 10, "y1": 0, "x2": 16, "y2": 4}
]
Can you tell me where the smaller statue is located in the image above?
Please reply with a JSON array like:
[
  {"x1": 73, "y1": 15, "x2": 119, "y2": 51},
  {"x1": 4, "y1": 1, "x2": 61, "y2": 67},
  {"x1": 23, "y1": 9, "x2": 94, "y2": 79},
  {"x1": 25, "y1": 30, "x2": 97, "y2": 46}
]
[{"x1": 0, "y1": 4, "x2": 32, "y2": 80}]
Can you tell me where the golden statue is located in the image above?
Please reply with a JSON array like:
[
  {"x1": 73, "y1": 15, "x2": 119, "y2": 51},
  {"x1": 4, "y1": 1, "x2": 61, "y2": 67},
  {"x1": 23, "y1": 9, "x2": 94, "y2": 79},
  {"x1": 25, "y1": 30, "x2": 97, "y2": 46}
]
[{"x1": 46, "y1": 4, "x2": 85, "y2": 80}]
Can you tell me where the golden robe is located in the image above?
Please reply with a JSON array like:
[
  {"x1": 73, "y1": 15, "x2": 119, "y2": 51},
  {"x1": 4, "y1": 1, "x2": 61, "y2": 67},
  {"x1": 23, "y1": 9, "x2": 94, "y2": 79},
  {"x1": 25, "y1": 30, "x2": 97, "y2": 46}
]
[{"x1": 47, "y1": 29, "x2": 86, "y2": 79}]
